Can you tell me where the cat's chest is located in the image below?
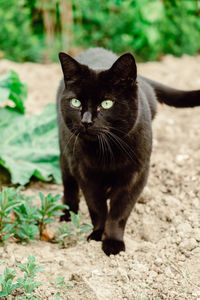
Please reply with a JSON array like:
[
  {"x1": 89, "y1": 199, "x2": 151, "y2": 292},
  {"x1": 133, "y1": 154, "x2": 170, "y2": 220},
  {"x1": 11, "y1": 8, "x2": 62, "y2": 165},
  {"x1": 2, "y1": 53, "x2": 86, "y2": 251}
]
[
  {"x1": 76, "y1": 162, "x2": 137, "y2": 187},
  {"x1": 78, "y1": 146, "x2": 136, "y2": 171},
  {"x1": 70, "y1": 148, "x2": 140, "y2": 186},
  {"x1": 68, "y1": 133, "x2": 148, "y2": 181}
]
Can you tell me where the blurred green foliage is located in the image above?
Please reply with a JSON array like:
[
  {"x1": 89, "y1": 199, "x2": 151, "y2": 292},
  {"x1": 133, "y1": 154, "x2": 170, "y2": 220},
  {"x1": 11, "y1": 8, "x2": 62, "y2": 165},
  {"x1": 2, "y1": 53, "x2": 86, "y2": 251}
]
[
  {"x1": 0, "y1": 0, "x2": 41, "y2": 62},
  {"x1": 74, "y1": 0, "x2": 200, "y2": 60},
  {"x1": 0, "y1": 0, "x2": 200, "y2": 62}
]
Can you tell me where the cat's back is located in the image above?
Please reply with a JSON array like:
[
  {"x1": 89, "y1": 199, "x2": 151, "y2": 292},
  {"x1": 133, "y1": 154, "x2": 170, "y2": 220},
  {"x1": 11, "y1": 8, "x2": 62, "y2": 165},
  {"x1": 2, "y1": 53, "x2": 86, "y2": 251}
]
[
  {"x1": 138, "y1": 76, "x2": 157, "y2": 120},
  {"x1": 76, "y1": 47, "x2": 118, "y2": 70}
]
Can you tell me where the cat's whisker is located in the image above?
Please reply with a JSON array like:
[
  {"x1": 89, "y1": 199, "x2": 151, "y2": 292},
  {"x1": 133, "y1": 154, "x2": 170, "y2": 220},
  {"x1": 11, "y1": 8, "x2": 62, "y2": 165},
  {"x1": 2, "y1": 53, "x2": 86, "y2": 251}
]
[
  {"x1": 108, "y1": 131, "x2": 139, "y2": 163},
  {"x1": 106, "y1": 132, "x2": 134, "y2": 162},
  {"x1": 63, "y1": 128, "x2": 79, "y2": 154},
  {"x1": 101, "y1": 133, "x2": 115, "y2": 164},
  {"x1": 72, "y1": 132, "x2": 80, "y2": 157},
  {"x1": 63, "y1": 133, "x2": 74, "y2": 155},
  {"x1": 97, "y1": 135, "x2": 103, "y2": 163},
  {"x1": 99, "y1": 128, "x2": 139, "y2": 164},
  {"x1": 99, "y1": 133, "x2": 107, "y2": 165},
  {"x1": 106, "y1": 125, "x2": 127, "y2": 136}
]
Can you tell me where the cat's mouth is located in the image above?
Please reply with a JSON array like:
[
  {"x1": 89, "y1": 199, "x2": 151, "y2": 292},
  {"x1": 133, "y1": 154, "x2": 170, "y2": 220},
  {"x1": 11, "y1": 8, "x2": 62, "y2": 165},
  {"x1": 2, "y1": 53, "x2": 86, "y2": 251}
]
[
  {"x1": 79, "y1": 131, "x2": 98, "y2": 141},
  {"x1": 75, "y1": 127, "x2": 99, "y2": 141}
]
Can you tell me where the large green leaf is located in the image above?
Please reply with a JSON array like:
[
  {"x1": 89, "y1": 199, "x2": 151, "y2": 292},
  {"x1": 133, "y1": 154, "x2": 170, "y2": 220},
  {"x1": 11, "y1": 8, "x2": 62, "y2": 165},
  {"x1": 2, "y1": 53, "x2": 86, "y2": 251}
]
[
  {"x1": 0, "y1": 104, "x2": 61, "y2": 185},
  {"x1": 0, "y1": 70, "x2": 27, "y2": 114}
]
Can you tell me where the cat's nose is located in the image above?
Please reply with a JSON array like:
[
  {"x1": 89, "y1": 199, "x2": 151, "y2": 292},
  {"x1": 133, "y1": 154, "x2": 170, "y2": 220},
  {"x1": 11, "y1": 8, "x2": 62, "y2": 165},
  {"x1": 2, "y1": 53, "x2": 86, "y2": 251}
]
[{"x1": 81, "y1": 111, "x2": 93, "y2": 128}]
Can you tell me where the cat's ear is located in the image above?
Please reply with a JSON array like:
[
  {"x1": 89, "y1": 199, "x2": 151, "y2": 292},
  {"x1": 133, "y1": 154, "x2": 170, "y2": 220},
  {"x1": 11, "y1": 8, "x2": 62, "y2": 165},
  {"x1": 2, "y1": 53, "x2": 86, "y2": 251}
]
[
  {"x1": 109, "y1": 53, "x2": 137, "y2": 85},
  {"x1": 59, "y1": 52, "x2": 81, "y2": 84}
]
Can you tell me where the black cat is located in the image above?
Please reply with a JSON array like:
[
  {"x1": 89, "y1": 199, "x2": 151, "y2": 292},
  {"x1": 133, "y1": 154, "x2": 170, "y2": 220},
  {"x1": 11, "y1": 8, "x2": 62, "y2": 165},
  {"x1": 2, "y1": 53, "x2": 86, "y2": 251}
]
[{"x1": 56, "y1": 48, "x2": 200, "y2": 256}]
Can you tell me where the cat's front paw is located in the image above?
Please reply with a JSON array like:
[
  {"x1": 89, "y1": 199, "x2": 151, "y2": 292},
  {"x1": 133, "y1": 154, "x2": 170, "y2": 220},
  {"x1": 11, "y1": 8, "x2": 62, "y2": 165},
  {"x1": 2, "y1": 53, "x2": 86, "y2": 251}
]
[
  {"x1": 102, "y1": 239, "x2": 125, "y2": 256},
  {"x1": 87, "y1": 229, "x2": 103, "y2": 242},
  {"x1": 60, "y1": 209, "x2": 70, "y2": 222}
]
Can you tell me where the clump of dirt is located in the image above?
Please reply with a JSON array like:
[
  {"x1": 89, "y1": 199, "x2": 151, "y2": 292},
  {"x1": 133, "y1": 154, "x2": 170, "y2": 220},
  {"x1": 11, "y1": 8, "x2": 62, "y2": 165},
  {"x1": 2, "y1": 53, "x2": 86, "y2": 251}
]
[{"x1": 0, "y1": 54, "x2": 200, "y2": 299}]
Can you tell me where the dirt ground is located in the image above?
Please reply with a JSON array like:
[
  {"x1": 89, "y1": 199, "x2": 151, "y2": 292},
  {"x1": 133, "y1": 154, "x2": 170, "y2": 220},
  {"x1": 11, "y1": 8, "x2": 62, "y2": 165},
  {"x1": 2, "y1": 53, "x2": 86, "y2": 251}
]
[{"x1": 0, "y1": 53, "x2": 200, "y2": 300}]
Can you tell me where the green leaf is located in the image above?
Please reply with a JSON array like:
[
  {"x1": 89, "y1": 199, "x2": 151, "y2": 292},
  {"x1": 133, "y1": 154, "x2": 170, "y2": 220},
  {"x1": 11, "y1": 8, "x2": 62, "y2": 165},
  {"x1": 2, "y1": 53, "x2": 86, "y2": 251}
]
[
  {"x1": 0, "y1": 87, "x2": 10, "y2": 103},
  {"x1": 4, "y1": 267, "x2": 16, "y2": 281},
  {"x1": 80, "y1": 223, "x2": 93, "y2": 233},
  {"x1": 56, "y1": 276, "x2": 65, "y2": 287},
  {"x1": 70, "y1": 211, "x2": 81, "y2": 229},
  {"x1": 6, "y1": 280, "x2": 19, "y2": 293},
  {"x1": 43, "y1": 217, "x2": 54, "y2": 224},
  {"x1": 0, "y1": 72, "x2": 13, "y2": 103},
  {"x1": 2, "y1": 234, "x2": 11, "y2": 243},
  {"x1": 46, "y1": 204, "x2": 67, "y2": 214},
  {"x1": 0, "y1": 104, "x2": 61, "y2": 185},
  {"x1": 17, "y1": 264, "x2": 28, "y2": 273},
  {"x1": 38, "y1": 192, "x2": 45, "y2": 212},
  {"x1": 2, "y1": 223, "x2": 15, "y2": 233},
  {"x1": 0, "y1": 70, "x2": 27, "y2": 114},
  {"x1": 14, "y1": 223, "x2": 39, "y2": 243},
  {"x1": 4, "y1": 200, "x2": 21, "y2": 212}
]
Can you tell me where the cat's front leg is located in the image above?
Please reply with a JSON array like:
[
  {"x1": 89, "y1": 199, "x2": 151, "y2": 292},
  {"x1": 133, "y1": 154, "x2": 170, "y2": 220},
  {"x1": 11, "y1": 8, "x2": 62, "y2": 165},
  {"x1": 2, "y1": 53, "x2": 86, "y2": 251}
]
[
  {"x1": 60, "y1": 155, "x2": 80, "y2": 222},
  {"x1": 60, "y1": 175, "x2": 79, "y2": 221},
  {"x1": 80, "y1": 181, "x2": 108, "y2": 241},
  {"x1": 102, "y1": 172, "x2": 147, "y2": 255}
]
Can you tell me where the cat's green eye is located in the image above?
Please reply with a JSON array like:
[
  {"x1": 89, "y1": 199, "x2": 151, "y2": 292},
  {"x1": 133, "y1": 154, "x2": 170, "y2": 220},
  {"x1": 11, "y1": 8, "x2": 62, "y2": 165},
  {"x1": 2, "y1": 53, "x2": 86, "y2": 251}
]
[
  {"x1": 101, "y1": 100, "x2": 114, "y2": 109},
  {"x1": 71, "y1": 98, "x2": 81, "y2": 108}
]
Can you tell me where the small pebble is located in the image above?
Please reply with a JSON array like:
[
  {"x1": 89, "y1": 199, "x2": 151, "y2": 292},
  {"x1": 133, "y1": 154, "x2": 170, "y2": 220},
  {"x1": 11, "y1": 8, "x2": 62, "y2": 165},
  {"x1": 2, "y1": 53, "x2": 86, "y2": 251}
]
[
  {"x1": 177, "y1": 223, "x2": 192, "y2": 233},
  {"x1": 179, "y1": 238, "x2": 198, "y2": 252},
  {"x1": 109, "y1": 259, "x2": 118, "y2": 267},
  {"x1": 154, "y1": 257, "x2": 163, "y2": 266},
  {"x1": 165, "y1": 267, "x2": 174, "y2": 278}
]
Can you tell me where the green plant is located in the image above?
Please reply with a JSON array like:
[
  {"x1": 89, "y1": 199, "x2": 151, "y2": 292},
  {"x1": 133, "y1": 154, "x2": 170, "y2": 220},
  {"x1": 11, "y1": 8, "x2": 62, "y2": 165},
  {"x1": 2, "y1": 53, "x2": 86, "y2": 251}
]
[
  {"x1": 55, "y1": 276, "x2": 73, "y2": 290},
  {"x1": 0, "y1": 267, "x2": 19, "y2": 297},
  {"x1": 160, "y1": 0, "x2": 200, "y2": 57},
  {"x1": 70, "y1": 211, "x2": 93, "y2": 237},
  {"x1": 0, "y1": 70, "x2": 27, "y2": 114},
  {"x1": 0, "y1": 187, "x2": 40, "y2": 245},
  {"x1": 17, "y1": 256, "x2": 44, "y2": 299},
  {"x1": 0, "y1": 187, "x2": 92, "y2": 248},
  {"x1": 0, "y1": 255, "x2": 44, "y2": 299},
  {"x1": 0, "y1": 256, "x2": 75, "y2": 299},
  {"x1": 56, "y1": 223, "x2": 75, "y2": 247},
  {"x1": 57, "y1": 211, "x2": 93, "y2": 246},
  {"x1": 55, "y1": 276, "x2": 65, "y2": 288},
  {"x1": 76, "y1": 0, "x2": 200, "y2": 60},
  {"x1": 0, "y1": 70, "x2": 61, "y2": 185},
  {"x1": 1, "y1": 0, "x2": 200, "y2": 62},
  {"x1": 37, "y1": 192, "x2": 68, "y2": 239},
  {"x1": 0, "y1": 0, "x2": 41, "y2": 62},
  {"x1": 0, "y1": 187, "x2": 22, "y2": 245},
  {"x1": 0, "y1": 103, "x2": 61, "y2": 185},
  {"x1": 49, "y1": 276, "x2": 73, "y2": 300},
  {"x1": 0, "y1": 188, "x2": 64, "y2": 245},
  {"x1": 13, "y1": 201, "x2": 40, "y2": 244}
]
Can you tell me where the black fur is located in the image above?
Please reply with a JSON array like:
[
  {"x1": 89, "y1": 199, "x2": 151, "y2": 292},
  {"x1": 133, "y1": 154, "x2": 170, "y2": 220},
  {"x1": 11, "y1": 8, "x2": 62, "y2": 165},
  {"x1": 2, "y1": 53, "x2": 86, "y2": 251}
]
[{"x1": 56, "y1": 48, "x2": 200, "y2": 256}]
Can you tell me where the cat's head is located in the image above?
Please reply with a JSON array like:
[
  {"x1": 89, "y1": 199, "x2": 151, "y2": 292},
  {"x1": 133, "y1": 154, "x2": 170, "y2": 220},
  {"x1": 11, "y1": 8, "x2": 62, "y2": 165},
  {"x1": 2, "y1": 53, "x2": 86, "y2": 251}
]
[{"x1": 58, "y1": 51, "x2": 138, "y2": 142}]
